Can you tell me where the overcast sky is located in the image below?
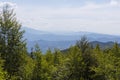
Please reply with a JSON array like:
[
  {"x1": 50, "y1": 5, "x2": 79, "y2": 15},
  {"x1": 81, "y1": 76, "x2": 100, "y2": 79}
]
[{"x1": 0, "y1": 0, "x2": 120, "y2": 35}]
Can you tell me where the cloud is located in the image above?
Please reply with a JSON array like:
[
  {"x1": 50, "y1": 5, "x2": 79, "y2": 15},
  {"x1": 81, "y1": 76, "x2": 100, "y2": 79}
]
[
  {"x1": 110, "y1": 0, "x2": 119, "y2": 6},
  {"x1": 81, "y1": 0, "x2": 120, "y2": 10},
  {"x1": 5, "y1": 1, "x2": 120, "y2": 35},
  {"x1": 0, "y1": 2, "x2": 17, "y2": 10}
]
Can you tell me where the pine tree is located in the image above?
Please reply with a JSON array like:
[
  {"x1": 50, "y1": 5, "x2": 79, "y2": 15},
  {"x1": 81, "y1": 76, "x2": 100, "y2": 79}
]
[
  {"x1": 66, "y1": 46, "x2": 85, "y2": 80},
  {"x1": 76, "y1": 36, "x2": 90, "y2": 54},
  {"x1": 31, "y1": 44, "x2": 42, "y2": 80},
  {"x1": 0, "y1": 56, "x2": 8, "y2": 80},
  {"x1": 19, "y1": 53, "x2": 35, "y2": 80},
  {"x1": 76, "y1": 36, "x2": 95, "y2": 80},
  {"x1": 52, "y1": 49, "x2": 66, "y2": 80},
  {"x1": 0, "y1": 4, "x2": 27, "y2": 79}
]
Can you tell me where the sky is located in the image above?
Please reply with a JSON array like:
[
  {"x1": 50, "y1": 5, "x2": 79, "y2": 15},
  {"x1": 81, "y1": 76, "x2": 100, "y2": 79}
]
[{"x1": 0, "y1": 0, "x2": 120, "y2": 35}]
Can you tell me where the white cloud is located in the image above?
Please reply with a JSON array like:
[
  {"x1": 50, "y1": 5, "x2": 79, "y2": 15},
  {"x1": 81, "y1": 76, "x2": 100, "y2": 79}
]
[
  {"x1": 2, "y1": 1, "x2": 120, "y2": 35},
  {"x1": 0, "y1": 2, "x2": 17, "y2": 10},
  {"x1": 81, "y1": 0, "x2": 120, "y2": 10},
  {"x1": 110, "y1": 0, "x2": 119, "y2": 6}
]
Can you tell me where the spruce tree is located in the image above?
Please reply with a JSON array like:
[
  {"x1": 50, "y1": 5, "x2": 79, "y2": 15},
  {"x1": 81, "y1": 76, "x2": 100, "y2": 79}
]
[
  {"x1": 76, "y1": 36, "x2": 95, "y2": 80},
  {"x1": 31, "y1": 44, "x2": 42, "y2": 80},
  {"x1": 0, "y1": 4, "x2": 27, "y2": 78},
  {"x1": 0, "y1": 57, "x2": 8, "y2": 80}
]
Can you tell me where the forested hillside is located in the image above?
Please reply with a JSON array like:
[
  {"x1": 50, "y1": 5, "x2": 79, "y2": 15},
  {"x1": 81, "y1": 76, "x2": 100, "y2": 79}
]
[{"x1": 0, "y1": 4, "x2": 120, "y2": 80}]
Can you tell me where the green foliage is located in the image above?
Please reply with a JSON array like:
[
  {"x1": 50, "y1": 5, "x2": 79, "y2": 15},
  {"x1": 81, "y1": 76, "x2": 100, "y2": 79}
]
[
  {"x1": 0, "y1": 4, "x2": 27, "y2": 79},
  {"x1": 76, "y1": 36, "x2": 90, "y2": 54},
  {"x1": 0, "y1": 57, "x2": 8, "y2": 80},
  {"x1": 31, "y1": 44, "x2": 42, "y2": 80},
  {"x1": 0, "y1": 4, "x2": 120, "y2": 80},
  {"x1": 65, "y1": 46, "x2": 85, "y2": 80},
  {"x1": 92, "y1": 42, "x2": 120, "y2": 80},
  {"x1": 19, "y1": 54, "x2": 35, "y2": 80},
  {"x1": 76, "y1": 36, "x2": 96, "y2": 80}
]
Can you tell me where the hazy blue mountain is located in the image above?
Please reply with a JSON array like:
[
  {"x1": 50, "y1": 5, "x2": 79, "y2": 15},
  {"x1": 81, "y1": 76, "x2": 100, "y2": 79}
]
[
  {"x1": 23, "y1": 27, "x2": 120, "y2": 42},
  {"x1": 27, "y1": 40, "x2": 119, "y2": 53},
  {"x1": 22, "y1": 27, "x2": 120, "y2": 52},
  {"x1": 62, "y1": 41, "x2": 120, "y2": 53},
  {"x1": 90, "y1": 41, "x2": 116, "y2": 49},
  {"x1": 27, "y1": 40, "x2": 75, "y2": 52}
]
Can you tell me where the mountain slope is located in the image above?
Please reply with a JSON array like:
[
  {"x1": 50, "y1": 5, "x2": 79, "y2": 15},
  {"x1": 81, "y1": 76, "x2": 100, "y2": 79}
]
[
  {"x1": 22, "y1": 27, "x2": 120, "y2": 52},
  {"x1": 23, "y1": 27, "x2": 120, "y2": 42}
]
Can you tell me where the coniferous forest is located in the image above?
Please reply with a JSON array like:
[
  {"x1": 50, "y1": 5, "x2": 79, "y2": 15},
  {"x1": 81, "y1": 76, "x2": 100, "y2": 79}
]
[{"x1": 0, "y1": 5, "x2": 120, "y2": 80}]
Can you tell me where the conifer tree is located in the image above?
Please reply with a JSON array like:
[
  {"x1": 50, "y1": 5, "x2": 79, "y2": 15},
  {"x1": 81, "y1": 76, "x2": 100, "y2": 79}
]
[
  {"x1": 0, "y1": 57, "x2": 8, "y2": 80},
  {"x1": 31, "y1": 44, "x2": 42, "y2": 80},
  {"x1": 76, "y1": 36, "x2": 95, "y2": 80},
  {"x1": 0, "y1": 4, "x2": 27, "y2": 79}
]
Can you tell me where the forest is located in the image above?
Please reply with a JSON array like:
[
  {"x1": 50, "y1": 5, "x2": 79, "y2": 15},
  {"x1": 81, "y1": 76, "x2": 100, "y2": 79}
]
[{"x1": 0, "y1": 5, "x2": 120, "y2": 80}]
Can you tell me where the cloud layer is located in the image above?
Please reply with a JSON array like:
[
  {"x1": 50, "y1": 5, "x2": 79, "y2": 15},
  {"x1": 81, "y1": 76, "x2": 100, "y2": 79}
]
[{"x1": 1, "y1": 0, "x2": 120, "y2": 35}]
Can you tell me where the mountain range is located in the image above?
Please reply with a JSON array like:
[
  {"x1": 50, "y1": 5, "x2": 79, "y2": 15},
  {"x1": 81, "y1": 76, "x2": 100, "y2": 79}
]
[{"x1": 22, "y1": 27, "x2": 120, "y2": 52}]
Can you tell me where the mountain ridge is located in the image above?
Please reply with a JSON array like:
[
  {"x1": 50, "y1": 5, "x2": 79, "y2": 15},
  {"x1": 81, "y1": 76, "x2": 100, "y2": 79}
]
[
  {"x1": 22, "y1": 27, "x2": 120, "y2": 52},
  {"x1": 22, "y1": 27, "x2": 120, "y2": 42}
]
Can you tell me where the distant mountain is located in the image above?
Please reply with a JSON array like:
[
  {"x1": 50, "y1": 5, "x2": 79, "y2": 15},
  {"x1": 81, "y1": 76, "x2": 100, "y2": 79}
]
[
  {"x1": 27, "y1": 40, "x2": 119, "y2": 53},
  {"x1": 61, "y1": 41, "x2": 119, "y2": 53},
  {"x1": 22, "y1": 27, "x2": 120, "y2": 52},
  {"x1": 23, "y1": 27, "x2": 120, "y2": 42},
  {"x1": 90, "y1": 41, "x2": 117, "y2": 49},
  {"x1": 27, "y1": 40, "x2": 75, "y2": 52}
]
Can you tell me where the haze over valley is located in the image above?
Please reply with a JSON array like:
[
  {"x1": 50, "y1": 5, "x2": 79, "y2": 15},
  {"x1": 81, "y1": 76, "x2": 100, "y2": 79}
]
[{"x1": 23, "y1": 27, "x2": 120, "y2": 52}]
